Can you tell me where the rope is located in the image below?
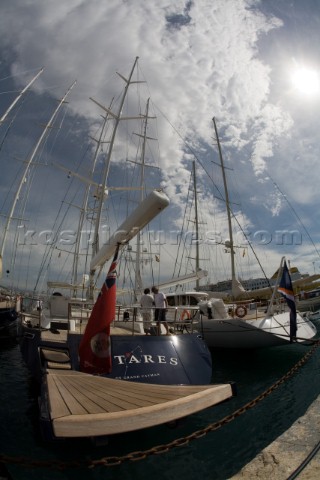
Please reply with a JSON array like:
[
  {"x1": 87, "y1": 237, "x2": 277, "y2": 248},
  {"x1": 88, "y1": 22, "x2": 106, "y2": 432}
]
[{"x1": 1, "y1": 340, "x2": 319, "y2": 471}]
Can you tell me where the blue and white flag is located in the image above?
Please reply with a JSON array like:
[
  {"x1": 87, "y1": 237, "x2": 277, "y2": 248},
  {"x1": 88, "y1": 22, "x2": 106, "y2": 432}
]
[{"x1": 277, "y1": 260, "x2": 297, "y2": 342}]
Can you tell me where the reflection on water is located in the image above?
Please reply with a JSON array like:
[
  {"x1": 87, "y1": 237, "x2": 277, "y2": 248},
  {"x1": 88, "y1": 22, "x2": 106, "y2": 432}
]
[{"x1": 1, "y1": 337, "x2": 320, "y2": 480}]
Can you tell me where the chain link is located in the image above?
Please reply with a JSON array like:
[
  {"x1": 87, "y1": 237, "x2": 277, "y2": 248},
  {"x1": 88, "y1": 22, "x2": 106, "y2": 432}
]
[{"x1": 1, "y1": 340, "x2": 319, "y2": 471}]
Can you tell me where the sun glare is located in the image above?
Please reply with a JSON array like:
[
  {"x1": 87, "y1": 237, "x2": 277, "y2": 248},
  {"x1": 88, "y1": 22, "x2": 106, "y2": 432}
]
[{"x1": 291, "y1": 68, "x2": 320, "y2": 95}]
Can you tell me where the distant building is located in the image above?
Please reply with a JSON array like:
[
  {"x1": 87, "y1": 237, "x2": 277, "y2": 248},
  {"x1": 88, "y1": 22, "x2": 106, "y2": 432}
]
[
  {"x1": 198, "y1": 277, "x2": 270, "y2": 295},
  {"x1": 198, "y1": 266, "x2": 307, "y2": 295}
]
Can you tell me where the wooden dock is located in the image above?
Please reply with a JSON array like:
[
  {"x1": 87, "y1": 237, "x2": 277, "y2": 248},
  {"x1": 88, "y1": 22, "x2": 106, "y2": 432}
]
[{"x1": 45, "y1": 369, "x2": 234, "y2": 438}]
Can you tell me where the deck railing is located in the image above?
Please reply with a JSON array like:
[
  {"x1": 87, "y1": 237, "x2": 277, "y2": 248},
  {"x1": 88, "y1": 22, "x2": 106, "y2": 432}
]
[
  {"x1": 227, "y1": 298, "x2": 289, "y2": 321},
  {"x1": 67, "y1": 303, "x2": 202, "y2": 335},
  {"x1": 112, "y1": 305, "x2": 201, "y2": 335}
]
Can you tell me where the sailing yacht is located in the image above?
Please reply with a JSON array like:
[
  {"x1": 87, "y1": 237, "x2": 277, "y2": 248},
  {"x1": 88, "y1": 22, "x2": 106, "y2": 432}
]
[
  {"x1": 18, "y1": 59, "x2": 235, "y2": 441},
  {"x1": 164, "y1": 118, "x2": 317, "y2": 349}
]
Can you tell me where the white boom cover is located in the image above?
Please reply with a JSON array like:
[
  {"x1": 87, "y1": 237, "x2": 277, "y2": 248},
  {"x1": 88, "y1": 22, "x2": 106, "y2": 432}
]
[{"x1": 90, "y1": 190, "x2": 169, "y2": 271}]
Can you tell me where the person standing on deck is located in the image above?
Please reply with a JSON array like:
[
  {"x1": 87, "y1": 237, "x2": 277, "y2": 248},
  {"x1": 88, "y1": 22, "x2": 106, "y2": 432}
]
[
  {"x1": 140, "y1": 288, "x2": 154, "y2": 334},
  {"x1": 151, "y1": 286, "x2": 170, "y2": 335}
]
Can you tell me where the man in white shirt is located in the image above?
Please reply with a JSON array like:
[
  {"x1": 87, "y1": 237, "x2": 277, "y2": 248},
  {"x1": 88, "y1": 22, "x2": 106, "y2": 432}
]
[{"x1": 151, "y1": 286, "x2": 170, "y2": 335}]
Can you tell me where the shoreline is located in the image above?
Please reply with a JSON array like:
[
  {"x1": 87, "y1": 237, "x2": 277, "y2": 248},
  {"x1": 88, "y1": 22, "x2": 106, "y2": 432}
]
[{"x1": 230, "y1": 393, "x2": 320, "y2": 479}]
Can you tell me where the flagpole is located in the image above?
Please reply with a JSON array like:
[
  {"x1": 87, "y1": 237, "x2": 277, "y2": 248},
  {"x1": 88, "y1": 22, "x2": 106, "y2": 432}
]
[{"x1": 113, "y1": 243, "x2": 120, "y2": 263}]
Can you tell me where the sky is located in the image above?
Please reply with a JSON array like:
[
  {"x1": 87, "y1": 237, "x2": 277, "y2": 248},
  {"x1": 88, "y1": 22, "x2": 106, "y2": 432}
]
[{"x1": 1, "y1": 0, "x2": 320, "y2": 295}]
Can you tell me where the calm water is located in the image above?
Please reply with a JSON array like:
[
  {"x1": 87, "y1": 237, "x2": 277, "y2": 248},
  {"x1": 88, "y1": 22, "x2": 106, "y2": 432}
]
[{"x1": 1, "y1": 329, "x2": 320, "y2": 480}]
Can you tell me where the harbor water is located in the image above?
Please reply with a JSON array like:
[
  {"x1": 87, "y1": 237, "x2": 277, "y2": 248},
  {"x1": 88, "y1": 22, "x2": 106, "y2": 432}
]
[{"x1": 1, "y1": 329, "x2": 320, "y2": 480}]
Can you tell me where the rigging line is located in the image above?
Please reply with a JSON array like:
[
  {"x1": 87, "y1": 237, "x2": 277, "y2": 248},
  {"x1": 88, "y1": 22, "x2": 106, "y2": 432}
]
[
  {"x1": 11, "y1": 137, "x2": 45, "y2": 285},
  {"x1": 6, "y1": 122, "x2": 45, "y2": 283},
  {"x1": 0, "y1": 88, "x2": 29, "y2": 154},
  {"x1": 0, "y1": 100, "x2": 34, "y2": 212},
  {"x1": 153, "y1": 106, "x2": 245, "y2": 235},
  {"x1": 147, "y1": 226, "x2": 157, "y2": 289},
  {"x1": 0, "y1": 159, "x2": 26, "y2": 213},
  {"x1": 35, "y1": 187, "x2": 82, "y2": 289},
  {"x1": 231, "y1": 212, "x2": 273, "y2": 290},
  {"x1": 211, "y1": 121, "x2": 272, "y2": 288},
  {"x1": 153, "y1": 107, "x2": 240, "y2": 275},
  {"x1": 148, "y1": 109, "x2": 272, "y2": 287},
  {"x1": 231, "y1": 137, "x2": 318, "y2": 274},
  {"x1": 172, "y1": 170, "x2": 194, "y2": 279},
  {"x1": 122, "y1": 250, "x2": 135, "y2": 298},
  {"x1": 43, "y1": 106, "x2": 69, "y2": 161},
  {"x1": 8, "y1": 170, "x2": 36, "y2": 282},
  {"x1": 0, "y1": 90, "x2": 23, "y2": 95},
  {"x1": 33, "y1": 113, "x2": 101, "y2": 291},
  {"x1": 33, "y1": 178, "x2": 81, "y2": 291},
  {"x1": 0, "y1": 66, "x2": 44, "y2": 84},
  {"x1": 269, "y1": 174, "x2": 320, "y2": 260},
  {"x1": 152, "y1": 103, "x2": 220, "y2": 189}
]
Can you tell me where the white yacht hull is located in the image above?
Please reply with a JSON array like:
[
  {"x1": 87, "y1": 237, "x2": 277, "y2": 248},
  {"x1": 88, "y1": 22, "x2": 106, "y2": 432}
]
[{"x1": 199, "y1": 312, "x2": 317, "y2": 349}]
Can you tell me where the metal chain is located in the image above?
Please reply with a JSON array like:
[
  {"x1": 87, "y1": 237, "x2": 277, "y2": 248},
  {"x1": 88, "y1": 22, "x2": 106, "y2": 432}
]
[{"x1": 1, "y1": 339, "x2": 319, "y2": 470}]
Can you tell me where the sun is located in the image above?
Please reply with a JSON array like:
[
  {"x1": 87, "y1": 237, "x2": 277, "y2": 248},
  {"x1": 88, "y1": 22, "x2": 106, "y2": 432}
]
[{"x1": 291, "y1": 68, "x2": 320, "y2": 95}]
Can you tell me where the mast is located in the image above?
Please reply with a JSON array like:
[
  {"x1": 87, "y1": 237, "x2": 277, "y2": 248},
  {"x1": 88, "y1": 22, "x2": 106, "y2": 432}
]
[
  {"x1": 0, "y1": 68, "x2": 44, "y2": 125},
  {"x1": 134, "y1": 99, "x2": 149, "y2": 299},
  {"x1": 192, "y1": 160, "x2": 200, "y2": 289},
  {"x1": 0, "y1": 80, "x2": 76, "y2": 277},
  {"x1": 212, "y1": 117, "x2": 237, "y2": 297},
  {"x1": 133, "y1": 97, "x2": 159, "y2": 300},
  {"x1": 88, "y1": 57, "x2": 145, "y2": 298},
  {"x1": 71, "y1": 114, "x2": 109, "y2": 296}
]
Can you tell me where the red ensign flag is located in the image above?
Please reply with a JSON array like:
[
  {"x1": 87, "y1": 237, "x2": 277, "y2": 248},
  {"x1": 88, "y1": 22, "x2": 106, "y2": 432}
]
[{"x1": 79, "y1": 248, "x2": 118, "y2": 374}]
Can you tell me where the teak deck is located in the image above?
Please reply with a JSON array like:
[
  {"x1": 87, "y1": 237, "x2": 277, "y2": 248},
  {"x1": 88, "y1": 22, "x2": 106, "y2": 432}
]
[{"x1": 45, "y1": 369, "x2": 234, "y2": 438}]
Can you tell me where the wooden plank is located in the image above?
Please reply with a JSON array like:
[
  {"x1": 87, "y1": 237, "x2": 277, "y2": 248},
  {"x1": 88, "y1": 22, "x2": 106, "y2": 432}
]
[
  {"x1": 47, "y1": 370, "x2": 221, "y2": 397},
  {"x1": 63, "y1": 373, "x2": 217, "y2": 407},
  {"x1": 48, "y1": 374, "x2": 88, "y2": 417},
  {"x1": 65, "y1": 375, "x2": 149, "y2": 411},
  {"x1": 45, "y1": 370, "x2": 234, "y2": 438},
  {"x1": 52, "y1": 383, "x2": 233, "y2": 437},
  {"x1": 69, "y1": 374, "x2": 179, "y2": 411},
  {"x1": 58, "y1": 373, "x2": 160, "y2": 412},
  {"x1": 46, "y1": 374, "x2": 70, "y2": 419},
  {"x1": 69, "y1": 375, "x2": 210, "y2": 408},
  {"x1": 53, "y1": 374, "x2": 107, "y2": 415}
]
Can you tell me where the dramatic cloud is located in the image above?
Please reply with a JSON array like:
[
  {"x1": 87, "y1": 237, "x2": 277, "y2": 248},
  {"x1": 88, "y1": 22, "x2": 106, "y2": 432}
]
[
  {"x1": 1, "y1": 0, "x2": 320, "y2": 288},
  {"x1": 1, "y1": 1, "x2": 288, "y2": 175}
]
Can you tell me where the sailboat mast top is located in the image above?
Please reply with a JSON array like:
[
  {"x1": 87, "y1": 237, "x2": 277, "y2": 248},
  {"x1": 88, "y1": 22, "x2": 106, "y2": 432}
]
[
  {"x1": 0, "y1": 80, "x2": 76, "y2": 278},
  {"x1": 0, "y1": 68, "x2": 44, "y2": 125},
  {"x1": 89, "y1": 57, "x2": 144, "y2": 259}
]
